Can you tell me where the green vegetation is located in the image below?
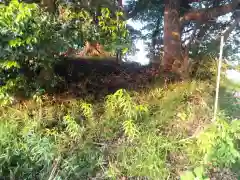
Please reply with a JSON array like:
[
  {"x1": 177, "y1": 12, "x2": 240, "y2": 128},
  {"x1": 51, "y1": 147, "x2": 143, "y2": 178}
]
[
  {"x1": 0, "y1": 0, "x2": 240, "y2": 179},
  {"x1": 0, "y1": 0, "x2": 130, "y2": 104},
  {"x1": 224, "y1": 78, "x2": 240, "y2": 91},
  {"x1": 0, "y1": 79, "x2": 240, "y2": 179}
]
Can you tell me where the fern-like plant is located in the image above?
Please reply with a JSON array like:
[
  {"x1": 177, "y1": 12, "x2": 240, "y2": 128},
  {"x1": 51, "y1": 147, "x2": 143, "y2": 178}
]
[{"x1": 104, "y1": 89, "x2": 148, "y2": 139}]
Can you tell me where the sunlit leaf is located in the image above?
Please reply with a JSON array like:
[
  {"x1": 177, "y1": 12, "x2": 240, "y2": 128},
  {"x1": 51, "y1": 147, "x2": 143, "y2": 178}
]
[
  {"x1": 180, "y1": 171, "x2": 195, "y2": 180},
  {"x1": 0, "y1": 60, "x2": 20, "y2": 69}
]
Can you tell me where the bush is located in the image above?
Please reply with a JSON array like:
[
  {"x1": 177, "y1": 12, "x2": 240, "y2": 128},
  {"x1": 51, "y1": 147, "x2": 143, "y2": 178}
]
[
  {"x1": 196, "y1": 118, "x2": 240, "y2": 167},
  {"x1": 0, "y1": 81, "x2": 239, "y2": 179},
  {"x1": 0, "y1": 0, "x2": 130, "y2": 105},
  {"x1": 0, "y1": 0, "x2": 68, "y2": 102},
  {"x1": 0, "y1": 89, "x2": 148, "y2": 179},
  {"x1": 189, "y1": 54, "x2": 228, "y2": 81}
]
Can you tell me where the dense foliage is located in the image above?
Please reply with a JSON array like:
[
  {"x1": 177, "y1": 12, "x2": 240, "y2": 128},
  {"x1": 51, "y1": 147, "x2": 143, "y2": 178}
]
[
  {"x1": 0, "y1": 80, "x2": 239, "y2": 179},
  {"x1": 0, "y1": 0, "x2": 239, "y2": 179},
  {"x1": 0, "y1": 0, "x2": 130, "y2": 104},
  {"x1": 125, "y1": 0, "x2": 240, "y2": 65}
]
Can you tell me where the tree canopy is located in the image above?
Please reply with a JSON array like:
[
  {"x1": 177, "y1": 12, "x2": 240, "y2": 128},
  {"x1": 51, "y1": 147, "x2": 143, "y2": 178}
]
[{"x1": 124, "y1": 0, "x2": 240, "y2": 75}]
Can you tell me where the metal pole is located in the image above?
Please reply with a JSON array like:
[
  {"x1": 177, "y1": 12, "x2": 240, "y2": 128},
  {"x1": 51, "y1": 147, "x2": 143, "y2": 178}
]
[{"x1": 213, "y1": 35, "x2": 224, "y2": 122}]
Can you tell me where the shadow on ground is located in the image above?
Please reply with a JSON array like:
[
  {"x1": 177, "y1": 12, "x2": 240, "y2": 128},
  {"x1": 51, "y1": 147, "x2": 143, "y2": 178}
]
[{"x1": 30, "y1": 57, "x2": 180, "y2": 103}]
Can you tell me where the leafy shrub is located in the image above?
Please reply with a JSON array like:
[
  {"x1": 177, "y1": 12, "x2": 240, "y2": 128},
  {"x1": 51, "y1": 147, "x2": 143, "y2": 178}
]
[
  {"x1": 97, "y1": 8, "x2": 130, "y2": 54},
  {"x1": 58, "y1": 6, "x2": 130, "y2": 53},
  {"x1": 111, "y1": 132, "x2": 172, "y2": 179},
  {"x1": 0, "y1": 89, "x2": 149, "y2": 179},
  {"x1": 189, "y1": 55, "x2": 217, "y2": 80},
  {"x1": 0, "y1": 104, "x2": 103, "y2": 179},
  {"x1": 0, "y1": 0, "x2": 130, "y2": 105},
  {"x1": 103, "y1": 89, "x2": 148, "y2": 140},
  {"x1": 0, "y1": 0, "x2": 67, "y2": 101},
  {"x1": 190, "y1": 54, "x2": 228, "y2": 80},
  {"x1": 196, "y1": 118, "x2": 240, "y2": 167},
  {"x1": 180, "y1": 116, "x2": 240, "y2": 180},
  {"x1": 0, "y1": 80, "x2": 239, "y2": 179},
  {"x1": 0, "y1": 119, "x2": 57, "y2": 179},
  {"x1": 103, "y1": 90, "x2": 171, "y2": 179},
  {"x1": 180, "y1": 166, "x2": 209, "y2": 180}
]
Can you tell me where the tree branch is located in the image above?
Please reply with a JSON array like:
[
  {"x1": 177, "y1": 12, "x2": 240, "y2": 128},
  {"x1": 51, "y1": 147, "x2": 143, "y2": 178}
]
[
  {"x1": 180, "y1": 0, "x2": 240, "y2": 25},
  {"x1": 186, "y1": 23, "x2": 200, "y2": 47},
  {"x1": 220, "y1": 17, "x2": 240, "y2": 41},
  {"x1": 201, "y1": 17, "x2": 240, "y2": 52},
  {"x1": 182, "y1": 27, "x2": 196, "y2": 34},
  {"x1": 124, "y1": 0, "x2": 147, "y2": 19}
]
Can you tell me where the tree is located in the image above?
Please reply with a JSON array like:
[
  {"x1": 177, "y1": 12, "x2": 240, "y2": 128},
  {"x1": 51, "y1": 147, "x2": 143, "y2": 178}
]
[
  {"x1": 125, "y1": 0, "x2": 240, "y2": 77},
  {"x1": 0, "y1": 0, "x2": 132, "y2": 100},
  {"x1": 163, "y1": 0, "x2": 181, "y2": 73}
]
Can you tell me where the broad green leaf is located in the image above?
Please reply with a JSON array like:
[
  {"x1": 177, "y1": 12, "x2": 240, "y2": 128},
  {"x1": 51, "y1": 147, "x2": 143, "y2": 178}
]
[
  {"x1": 122, "y1": 48, "x2": 128, "y2": 54},
  {"x1": 9, "y1": 38, "x2": 23, "y2": 47},
  {"x1": 180, "y1": 171, "x2": 195, "y2": 180},
  {"x1": 193, "y1": 166, "x2": 204, "y2": 178},
  {"x1": 0, "y1": 61, "x2": 20, "y2": 69}
]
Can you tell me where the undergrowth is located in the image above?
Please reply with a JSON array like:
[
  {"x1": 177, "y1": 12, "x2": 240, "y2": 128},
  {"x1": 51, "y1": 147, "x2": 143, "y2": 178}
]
[{"x1": 0, "y1": 80, "x2": 239, "y2": 179}]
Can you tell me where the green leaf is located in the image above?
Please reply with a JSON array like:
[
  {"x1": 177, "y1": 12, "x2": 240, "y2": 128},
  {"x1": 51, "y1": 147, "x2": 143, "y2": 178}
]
[
  {"x1": 8, "y1": 38, "x2": 23, "y2": 47},
  {"x1": 122, "y1": 48, "x2": 128, "y2": 54},
  {"x1": 116, "y1": 12, "x2": 123, "y2": 17},
  {"x1": 0, "y1": 61, "x2": 20, "y2": 69},
  {"x1": 193, "y1": 166, "x2": 204, "y2": 178},
  {"x1": 27, "y1": 3, "x2": 37, "y2": 9},
  {"x1": 180, "y1": 171, "x2": 195, "y2": 180}
]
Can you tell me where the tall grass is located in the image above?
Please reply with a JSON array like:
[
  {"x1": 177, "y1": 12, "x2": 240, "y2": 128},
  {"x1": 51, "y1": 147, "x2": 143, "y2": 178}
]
[{"x1": 0, "y1": 80, "x2": 239, "y2": 179}]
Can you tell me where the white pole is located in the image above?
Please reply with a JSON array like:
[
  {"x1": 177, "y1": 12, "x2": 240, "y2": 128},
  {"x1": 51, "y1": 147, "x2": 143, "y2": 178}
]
[{"x1": 213, "y1": 35, "x2": 224, "y2": 122}]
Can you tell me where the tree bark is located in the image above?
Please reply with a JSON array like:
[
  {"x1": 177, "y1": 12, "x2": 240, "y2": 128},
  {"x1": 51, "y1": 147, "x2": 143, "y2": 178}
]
[
  {"x1": 41, "y1": 0, "x2": 56, "y2": 13},
  {"x1": 118, "y1": 0, "x2": 123, "y2": 8},
  {"x1": 163, "y1": 0, "x2": 182, "y2": 72}
]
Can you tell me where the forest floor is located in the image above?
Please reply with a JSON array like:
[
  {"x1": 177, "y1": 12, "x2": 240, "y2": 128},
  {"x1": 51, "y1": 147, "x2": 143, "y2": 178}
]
[{"x1": 0, "y1": 60, "x2": 240, "y2": 179}]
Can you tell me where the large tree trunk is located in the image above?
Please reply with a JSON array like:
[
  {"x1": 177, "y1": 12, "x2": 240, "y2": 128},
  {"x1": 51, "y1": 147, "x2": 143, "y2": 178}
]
[
  {"x1": 41, "y1": 0, "x2": 56, "y2": 13},
  {"x1": 163, "y1": 0, "x2": 182, "y2": 73}
]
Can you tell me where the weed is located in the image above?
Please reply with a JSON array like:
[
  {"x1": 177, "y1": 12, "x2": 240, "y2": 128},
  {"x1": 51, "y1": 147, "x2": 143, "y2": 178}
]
[
  {"x1": 196, "y1": 118, "x2": 240, "y2": 167},
  {"x1": 0, "y1": 80, "x2": 239, "y2": 179},
  {"x1": 180, "y1": 166, "x2": 209, "y2": 180}
]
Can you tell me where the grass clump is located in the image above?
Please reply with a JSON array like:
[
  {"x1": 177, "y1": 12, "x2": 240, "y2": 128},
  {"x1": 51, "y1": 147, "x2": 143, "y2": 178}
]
[{"x1": 0, "y1": 80, "x2": 240, "y2": 179}]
